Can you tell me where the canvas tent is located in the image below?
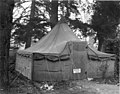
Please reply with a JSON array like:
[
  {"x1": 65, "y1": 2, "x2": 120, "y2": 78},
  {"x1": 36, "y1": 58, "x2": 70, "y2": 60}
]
[
  {"x1": 16, "y1": 19, "x2": 115, "y2": 82},
  {"x1": 86, "y1": 45, "x2": 115, "y2": 78}
]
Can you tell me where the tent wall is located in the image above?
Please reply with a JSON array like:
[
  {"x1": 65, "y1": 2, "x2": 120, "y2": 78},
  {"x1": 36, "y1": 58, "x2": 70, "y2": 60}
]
[
  {"x1": 15, "y1": 41, "x2": 87, "y2": 82},
  {"x1": 86, "y1": 60, "x2": 115, "y2": 78},
  {"x1": 71, "y1": 41, "x2": 87, "y2": 51},
  {"x1": 70, "y1": 51, "x2": 88, "y2": 80},
  {"x1": 68, "y1": 41, "x2": 87, "y2": 80},
  {"x1": 32, "y1": 59, "x2": 72, "y2": 81},
  {"x1": 32, "y1": 42, "x2": 88, "y2": 82},
  {"x1": 67, "y1": 41, "x2": 87, "y2": 52},
  {"x1": 32, "y1": 57, "x2": 87, "y2": 82},
  {"x1": 15, "y1": 54, "x2": 33, "y2": 79},
  {"x1": 15, "y1": 40, "x2": 115, "y2": 81}
]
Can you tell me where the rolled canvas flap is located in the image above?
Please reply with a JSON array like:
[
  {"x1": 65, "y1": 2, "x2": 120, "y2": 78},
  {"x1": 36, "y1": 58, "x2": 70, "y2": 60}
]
[
  {"x1": 33, "y1": 53, "x2": 70, "y2": 62},
  {"x1": 60, "y1": 54, "x2": 70, "y2": 61},
  {"x1": 46, "y1": 55, "x2": 59, "y2": 62},
  {"x1": 33, "y1": 53, "x2": 45, "y2": 60}
]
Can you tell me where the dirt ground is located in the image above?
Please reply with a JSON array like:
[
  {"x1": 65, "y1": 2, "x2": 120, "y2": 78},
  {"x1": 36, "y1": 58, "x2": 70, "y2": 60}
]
[
  {"x1": 76, "y1": 80, "x2": 119, "y2": 94},
  {"x1": 0, "y1": 78, "x2": 119, "y2": 94}
]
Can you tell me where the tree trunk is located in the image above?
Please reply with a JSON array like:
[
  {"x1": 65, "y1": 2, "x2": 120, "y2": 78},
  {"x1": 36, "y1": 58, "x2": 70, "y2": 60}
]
[
  {"x1": 25, "y1": 0, "x2": 35, "y2": 48},
  {"x1": 101, "y1": 41, "x2": 106, "y2": 52},
  {"x1": 97, "y1": 33, "x2": 104, "y2": 51},
  {"x1": 0, "y1": 0, "x2": 14, "y2": 89},
  {"x1": 114, "y1": 41, "x2": 120, "y2": 78},
  {"x1": 25, "y1": 31, "x2": 32, "y2": 49},
  {"x1": 50, "y1": 0, "x2": 58, "y2": 28}
]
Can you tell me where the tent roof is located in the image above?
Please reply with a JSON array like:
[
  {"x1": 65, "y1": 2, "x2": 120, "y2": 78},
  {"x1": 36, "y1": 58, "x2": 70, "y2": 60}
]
[
  {"x1": 19, "y1": 19, "x2": 80, "y2": 54},
  {"x1": 17, "y1": 18, "x2": 115, "y2": 59},
  {"x1": 87, "y1": 45, "x2": 115, "y2": 58}
]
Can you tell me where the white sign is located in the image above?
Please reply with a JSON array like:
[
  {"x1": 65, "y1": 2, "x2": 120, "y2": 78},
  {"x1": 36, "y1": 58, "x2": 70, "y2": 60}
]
[{"x1": 73, "y1": 68, "x2": 81, "y2": 73}]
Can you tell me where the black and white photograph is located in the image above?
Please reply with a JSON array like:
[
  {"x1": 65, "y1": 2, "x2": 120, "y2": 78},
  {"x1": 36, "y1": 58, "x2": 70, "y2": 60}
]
[{"x1": 0, "y1": 0, "x2": 119, "y2": 94}]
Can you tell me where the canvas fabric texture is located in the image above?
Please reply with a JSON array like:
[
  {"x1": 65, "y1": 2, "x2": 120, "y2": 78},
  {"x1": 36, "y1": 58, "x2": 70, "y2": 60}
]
[
  {"x1": 18, "y1": 22, "x2": 80, "y2": 54},
  {"x1": 15, "y1": 19, "x2": 115, "y2": 81},
  {"x1": 17, "y1": 19, "x2": 115, "y2": 59},
  {"x1": 87, "y1": 45, "x2": 115, "y2": 59}
]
